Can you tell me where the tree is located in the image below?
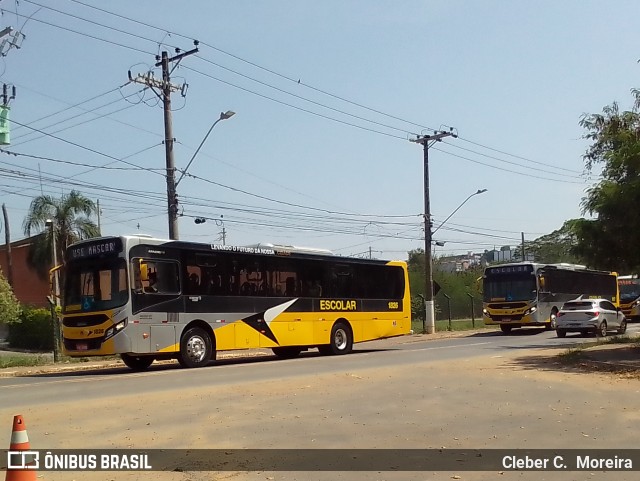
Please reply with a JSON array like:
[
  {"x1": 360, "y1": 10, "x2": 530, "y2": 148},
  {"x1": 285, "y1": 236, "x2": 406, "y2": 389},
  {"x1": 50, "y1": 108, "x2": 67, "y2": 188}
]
[
  {"x1": 574, "y1": 89, "x2": 640, "y2": 273},
  {"x1": 407, "y1": 248, "x2": 483, "y2": 323},
  {"x1": 0, "y1": 270, "x2": 21, "y2": 325},
  {"x1": 526, "y1": 220, "x2": 582, "y2": 264},
  {"x1": 22, "y1": 191, "x2": 99, "y2": 278}
]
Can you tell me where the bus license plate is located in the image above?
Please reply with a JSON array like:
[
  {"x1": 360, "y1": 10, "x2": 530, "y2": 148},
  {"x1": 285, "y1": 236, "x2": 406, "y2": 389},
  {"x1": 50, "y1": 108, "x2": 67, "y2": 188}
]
[
  {"x1": 76, "y1": 342, "x2": 88, "y2": 351},
  {"x1": 501, "y1": 318, "x2": 511, "y2": 323}
]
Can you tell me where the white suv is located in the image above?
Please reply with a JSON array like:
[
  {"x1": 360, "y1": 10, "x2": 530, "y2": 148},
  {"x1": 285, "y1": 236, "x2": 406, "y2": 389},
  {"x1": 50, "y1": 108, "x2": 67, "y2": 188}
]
[{"x1": 556, "y1": 299, "x2": 626, "y2": 338}]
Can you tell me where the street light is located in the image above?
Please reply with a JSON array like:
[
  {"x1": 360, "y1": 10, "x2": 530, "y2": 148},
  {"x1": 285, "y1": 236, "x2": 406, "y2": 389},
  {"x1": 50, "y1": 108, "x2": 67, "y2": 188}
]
[
  {"x1": 431, "y1": 189, "x2": 487, "y2": 236},
  {"x1": 175, "y1": 110, "x2": 235, "y2": 187}
]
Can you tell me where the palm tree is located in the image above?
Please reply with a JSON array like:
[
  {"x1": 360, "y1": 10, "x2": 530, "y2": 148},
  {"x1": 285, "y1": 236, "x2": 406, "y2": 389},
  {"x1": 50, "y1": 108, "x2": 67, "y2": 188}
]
[{"x1": 23, "y1": 190, "x2": 100, "y2": 278}]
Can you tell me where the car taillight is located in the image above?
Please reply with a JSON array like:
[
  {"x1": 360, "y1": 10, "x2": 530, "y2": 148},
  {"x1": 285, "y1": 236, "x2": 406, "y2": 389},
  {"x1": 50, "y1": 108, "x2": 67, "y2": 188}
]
[
  {"x1": 586, "y1": 311, "x2": 599, "y2": 317},
  {"x1": 557, "y1": 312, "x2": 564, "y2": 317}
]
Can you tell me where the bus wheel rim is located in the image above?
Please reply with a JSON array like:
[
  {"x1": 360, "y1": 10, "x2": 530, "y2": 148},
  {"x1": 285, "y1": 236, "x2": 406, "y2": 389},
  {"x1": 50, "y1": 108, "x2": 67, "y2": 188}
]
[
  {"x1": 186, "y1": 335, "x2": 207, "y2": 362},
  {"x1": 334, "y1": 329, "x2": 347, "y2": 350}
]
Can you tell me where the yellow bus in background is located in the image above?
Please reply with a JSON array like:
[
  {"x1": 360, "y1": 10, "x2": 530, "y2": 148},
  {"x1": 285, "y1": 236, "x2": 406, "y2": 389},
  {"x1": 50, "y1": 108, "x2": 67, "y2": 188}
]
[
  {"x1": 482, "y1": 262, "x2": 619, "y2": 334},
  {"x1": 618, "y1": 275, "x2": 640, "y2": 322},
  {"x1": 60, "y1": 235, "x2": 411, "y2": 370}
]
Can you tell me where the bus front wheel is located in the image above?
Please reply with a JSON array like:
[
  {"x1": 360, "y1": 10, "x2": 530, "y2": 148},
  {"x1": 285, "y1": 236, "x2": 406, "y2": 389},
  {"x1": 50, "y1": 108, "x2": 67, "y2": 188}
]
[
  {"x1": 500, "y1": 324, "x2": 513, "y2": 334},
  {"x1": 319, "y1": 322, "x2": 353, "y2": 355},
  {"x1": 121, "y1": 354, "x2": 154, "y2": 371},
  {"x1": 178, "y1": 327, "x2": 214, "y2": 368},
  {"x1": 272, "y1": 347, "x2": 302, "y2": 359}
]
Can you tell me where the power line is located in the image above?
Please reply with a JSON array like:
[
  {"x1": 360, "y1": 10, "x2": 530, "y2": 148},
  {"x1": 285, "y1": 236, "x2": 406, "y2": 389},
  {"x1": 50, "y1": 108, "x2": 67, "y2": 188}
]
[
  {"x1": 5, "y1": 9, "x2": 156, "y2": 55},
  {"x1": 182, "y1": 65, "x2": 407, "y2": 140},
  {"x1": 432, "y1": 145, "x2": 588, "y2": 184},
  {"x1": 8, "y1": 118, "x2": 166, "y2": 176},
  {"x1": 26, "y1": 2, "x2": 586, "y2": 181}
]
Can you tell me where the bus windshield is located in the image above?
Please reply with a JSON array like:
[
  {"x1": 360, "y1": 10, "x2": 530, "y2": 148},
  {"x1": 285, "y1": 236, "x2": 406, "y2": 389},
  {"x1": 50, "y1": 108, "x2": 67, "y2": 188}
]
[
  {"x1": 619, "y1": 280, "x2": 640, "y2": 302},
  {"x1": 63, "y1": 258, "x2": 128, "y2": 313},
  {"x1": 483, "y1": 275, "x2": 537, "y2": 302}
]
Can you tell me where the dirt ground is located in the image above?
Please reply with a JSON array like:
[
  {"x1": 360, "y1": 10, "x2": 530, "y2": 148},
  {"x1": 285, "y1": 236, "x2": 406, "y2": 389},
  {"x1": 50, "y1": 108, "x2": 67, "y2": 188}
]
[{"x1": 3, "y1": 330, "x2": 640, "y2": 481}]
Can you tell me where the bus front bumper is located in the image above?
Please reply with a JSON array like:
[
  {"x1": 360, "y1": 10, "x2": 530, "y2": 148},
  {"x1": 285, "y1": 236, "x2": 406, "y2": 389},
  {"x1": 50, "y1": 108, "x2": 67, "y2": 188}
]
[{"x1": 62, "y1": 329, "x2": 132, "y2": 357}]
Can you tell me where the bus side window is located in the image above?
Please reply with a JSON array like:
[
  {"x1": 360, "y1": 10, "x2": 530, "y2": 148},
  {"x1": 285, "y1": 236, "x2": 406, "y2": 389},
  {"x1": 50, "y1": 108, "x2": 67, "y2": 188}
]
[{"x1": 285, "y1": 277, "x2": 297, "y2": 296}]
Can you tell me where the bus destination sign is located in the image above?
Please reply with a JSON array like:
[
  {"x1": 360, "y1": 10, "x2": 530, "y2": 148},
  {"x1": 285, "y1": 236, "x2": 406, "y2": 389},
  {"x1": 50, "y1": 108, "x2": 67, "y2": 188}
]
[
  {"x1": 68, "y1": 238, "x2": 123, "y2": 260},
  {"x1": 486, "y1": 265, "x2": 534, "y2": 275}
]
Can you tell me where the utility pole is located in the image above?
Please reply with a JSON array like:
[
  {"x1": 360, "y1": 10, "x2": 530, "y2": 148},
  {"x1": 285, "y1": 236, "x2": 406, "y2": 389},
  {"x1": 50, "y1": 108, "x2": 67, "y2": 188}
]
[
  {"x1": 221, "y1": 226, "x2": 226, "y2": 246},
  {"x1": 2, "y1": 203, "x2": 13, "y2": 287},
  {"x1": 521, "y1": 232, "x2": 526, "y2": 261},
  {"x1": 411, "y1": 129, "x2": 457, "y2": 334},
  {"x1": 128, "y1": 42, "x2": 199, "y2": 240}
]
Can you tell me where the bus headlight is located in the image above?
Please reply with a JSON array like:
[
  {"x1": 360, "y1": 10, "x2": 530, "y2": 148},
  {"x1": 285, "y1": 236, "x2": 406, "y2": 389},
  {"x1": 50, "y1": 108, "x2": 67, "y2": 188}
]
[
  {"x1": 104, "y1": 318, "x2": 128, "y2": 341},
  {"x1": 482, "y1": 308, "x2": 488, "y2": 316},
  {"x1": 524, "y1": 306, "x2": 537, "y2": 316}
]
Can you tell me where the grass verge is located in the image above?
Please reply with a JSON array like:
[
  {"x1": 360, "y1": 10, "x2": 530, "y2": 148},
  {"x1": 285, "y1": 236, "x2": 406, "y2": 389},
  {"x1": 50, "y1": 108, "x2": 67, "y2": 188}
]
[
  {"x1": 0, "y1": 355, "x2": 50, "y2": 369},
  {"x1": 558, "y1": 335, "x2": 640, "y2": 369},
  {"x1": 0, "y1": 353, "x2": 120, "y2": 369},
  {"x1": 412, "y1": 318, "x2": 498, "y2": 333}
]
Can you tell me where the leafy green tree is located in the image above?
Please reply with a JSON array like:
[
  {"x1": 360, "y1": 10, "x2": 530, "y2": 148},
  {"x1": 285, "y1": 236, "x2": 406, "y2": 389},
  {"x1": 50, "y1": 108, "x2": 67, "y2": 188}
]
[
  {"x1": 0, "y1": 271, "x2": 21, "y2": 325},
  {"x1": 407, "y1": 249, "x2": 483, "y2": 322},
  {"x1": 573, "y1": 89, "x2": 640, "y2": 273},
  {"x1": 22, "y1": 190, "x2": 99, "y2": 278},
  {"x1": 526, "y1": 220, "x2": 582, "y2": 264}
]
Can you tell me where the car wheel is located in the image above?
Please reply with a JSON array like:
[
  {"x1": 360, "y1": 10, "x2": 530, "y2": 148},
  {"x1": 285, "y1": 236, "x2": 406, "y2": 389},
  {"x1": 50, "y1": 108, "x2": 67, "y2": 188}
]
[
  {"x1": 596, "y1": 321, "x2": 607, "y2": 338},
  {"x1": 500, "y1": 324, "x2": 513, "y2": 334},
  {"x1": 546, "y1": 309, "x2": 558, "y2": 330},
  {"x1": 618, "y1": 319, "x2": 627, "y2": 335},
  {"x1": 556, "y1": 329, "x2": 567, "y2": 338},
  {"x1": 178, "y1": 327, "x2": 214, "y2": 368}
]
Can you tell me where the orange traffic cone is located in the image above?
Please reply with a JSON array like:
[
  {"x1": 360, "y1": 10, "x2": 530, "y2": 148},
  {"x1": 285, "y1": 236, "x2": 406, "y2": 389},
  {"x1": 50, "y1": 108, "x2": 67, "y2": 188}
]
[{"x1": 5, "y1": 415, "x2": 37, "y2": 481}]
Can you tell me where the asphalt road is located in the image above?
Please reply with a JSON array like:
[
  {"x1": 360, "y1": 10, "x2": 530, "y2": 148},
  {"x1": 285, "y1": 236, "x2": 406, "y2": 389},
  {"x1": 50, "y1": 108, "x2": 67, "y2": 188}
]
[{"x1": 1, "y1": 326, "x2": 639, "y2": 481}]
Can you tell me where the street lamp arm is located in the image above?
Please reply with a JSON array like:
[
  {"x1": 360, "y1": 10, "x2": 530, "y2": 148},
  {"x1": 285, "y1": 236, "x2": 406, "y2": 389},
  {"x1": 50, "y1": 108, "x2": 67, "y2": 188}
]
[
  {"x1": 175, "y1": 110, "x2": 235, "y2": 187},
  {"x1": 431, "y1": 189, "x2": 487, "y2": 237}
]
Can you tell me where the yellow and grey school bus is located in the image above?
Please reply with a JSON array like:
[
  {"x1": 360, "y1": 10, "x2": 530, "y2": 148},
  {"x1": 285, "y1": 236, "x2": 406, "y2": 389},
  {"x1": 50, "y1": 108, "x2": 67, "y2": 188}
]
[
  {"x1": 618, "y1": 275, "x2": 640, "y2": 322},
  {"x1": 482, "y1": 262, "x2": 619, "y2": 334},
  {"x1": 60, "y1": 235, "x2": 411, "y2": 370}
]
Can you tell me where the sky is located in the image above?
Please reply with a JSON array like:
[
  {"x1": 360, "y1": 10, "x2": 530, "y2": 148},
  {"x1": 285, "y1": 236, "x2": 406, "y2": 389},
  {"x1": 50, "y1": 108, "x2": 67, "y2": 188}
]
[{"x1": 0, "y1": 0, "x2": 639, "y2": 260}]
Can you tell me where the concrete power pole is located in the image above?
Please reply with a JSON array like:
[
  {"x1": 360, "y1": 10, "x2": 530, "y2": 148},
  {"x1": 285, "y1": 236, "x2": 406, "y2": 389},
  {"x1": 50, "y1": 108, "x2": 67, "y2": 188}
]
[
  {"x1": 128, "y1": 42, "x2": 199, "y2": 240},
  {"x1": 2, "y1": 203, "x2": 13, "y2": 287},
  {"x1": 411, "y1": 130, "x2": 457, "y2": 334}
]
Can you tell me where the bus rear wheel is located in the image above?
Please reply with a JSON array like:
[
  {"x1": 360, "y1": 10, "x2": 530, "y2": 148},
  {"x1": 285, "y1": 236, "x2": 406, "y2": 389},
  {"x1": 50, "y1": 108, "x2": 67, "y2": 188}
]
[
  {"x1": 178, "y1": 327, "x2": 213, "y2": 368},
  {"x1": 319, "y1": 322, "x2": 353, "y2": 355},
  {"x1": 121, "y1": 354, "x2": 154, "y2": 371}
]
